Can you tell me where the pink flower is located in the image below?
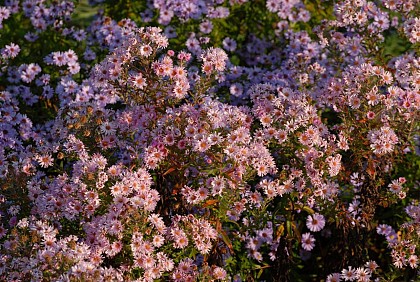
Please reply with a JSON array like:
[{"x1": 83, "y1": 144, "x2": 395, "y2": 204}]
[
  {"x1": 52, "y1": 51, "x2": 67, "y2": 66},
  {"x1": 388, "y1": 179, "x2": 402, "y2": 194},
  {"x1": 365, "y1": 260, "x2": 378, "y2": 272},
  {"x1": 2, "y1": 43, "x2": 20, "y2": 58},
  {"x1": 201, "y1": 47, "x2": 228, "y2": 72},
  {"x1": 366, "y1": 111, "x2": 375, "y2": 119},
  {"x1": 193, "y1": 136, "x2": 210, "y2": 152},
  {"x1": 341, "y1": 266, "x2": 357, "y2": 281},
  {"x1": 306, "y1": 213, "x2": 326, "y2": 232},
  {"x1": 139, "y1": 44, "x2": 153, "y2": 57},
  {"x1": 36, "y1": 153, "x2": 54, "y2": 168},
  {"x1": 171, "y1": 228, "x2": 188, "y2": 249},
  {"x1": 212, "y1": 266, "x2": 227, "y2": 280},
  {"x1": 131, "y1": 72, "x2": 147, "y2": 89},
  {"x1": 326, "y1": 273, "x2": 340, "y2": 282},
  {"x1": 326, "y1": 154, "x2": 342, "y2": 177},
  {"x1": 408, "y1": 254, "x2": 418, "y2": 268},
  {"x1": 0, "y1": 7, "x2": 11, "y2": 21},
  {"x1": 211, "y1": 176, "x2": 225, "y2": 196}
]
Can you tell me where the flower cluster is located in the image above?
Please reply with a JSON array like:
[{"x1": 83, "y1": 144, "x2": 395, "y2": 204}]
[
  {"x1": 327, "y1": 260, "x2": 379, "y2": 282},
  {"x1": 0, "y1": 0, "x2": 419, "y2": 281}
]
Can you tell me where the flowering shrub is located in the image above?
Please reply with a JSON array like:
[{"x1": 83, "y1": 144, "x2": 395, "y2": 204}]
[{"x1": 0, "y1": 0, "x2": 419, "y2": 281}]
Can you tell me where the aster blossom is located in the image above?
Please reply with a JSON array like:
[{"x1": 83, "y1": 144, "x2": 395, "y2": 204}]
[
  {"x1": 301, "y1": 232, "x2": 316, "y2": 251},
  {"x1": 0, "y1": 0, "x2": 419, "y2": 280},
  {"x1": 306, "y1": 213, "x2": 326, "y2": 232}
]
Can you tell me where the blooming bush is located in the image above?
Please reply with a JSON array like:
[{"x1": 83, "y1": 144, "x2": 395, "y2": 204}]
[{"x1": 0, "y1": 0, "x2": 419, "y2": 281}]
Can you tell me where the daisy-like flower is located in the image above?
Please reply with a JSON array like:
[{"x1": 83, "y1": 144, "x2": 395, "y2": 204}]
[
  {"x1": 36, "y1": 153, "x2": 54, "y2": 168},
  {"x1": 376, "y1": 224, "x2": 393, "y2": 236},
  {"x1": 131, "y1": 72, "x2": 147, "y2": 89},
  {"x1": 337, "y1": 133, "x2": 349, "y2": 151},
  {"x1": 306, "y1": 213, "x2": 326, "y2": 232},
  {"x1": 326, "y1": 273, "x2": 340, "y2": 282},
  {"x1": 356, "y1": 267, "x2": 371, "y2": 281},
  {"x1": 393, "y1": 255, "x2": 406, "y2": 268},
  {"x1": 386, "y1": 231, "x2": 398, "y2": 244},
  {"x1": 341, "y1": 266, "x2": 357, "y2": 281},
  {"x1": 202, "y1": 62, "x2": 213, "y2": 74},
  {"x1": 199, "y1": 20, "x2": 213, "y2": 34},
  {"x1": 229, "y1": 83, "x2": 243, "y2": 97},
  {"x1": 201, "y1": 47, "x2": 228, "y2": 72},
  {"x1": 364, "y1": 260, "x2": 378, "y2": 272},
  {"x1": 139, "y1": 44, "x2": 153, "y2": 57},
  {"x1": 52, "y1": 51, "x2": 67, "y2": 66},
  {"x1": 408, "y1": 254, "x2": 418, "y2": 268},
  {"x1": 388, "y1": 179, "x2": 402, "y2": 194},
  {"x1": 0, "y1": 7, "x2": 11, "y2": 22},
  {"x1": 366, "y1": 111, "x2": 375, "y2": 119},
  {"x1": 326, "y1": 154, "x2": 342, "y2": 177},
  {"x1": 222, "y1": 37, "x2": 237, "y2": 52},
  {"x1": 381, "y1": 70, "x2": 393, "y2": 84},
  {"x1": 211, "y1": 175, "x2": 225, "y2": 196},
  {"x1": 194, "y1": 137, "x2": 211, "y2": 152},
  {"x1": 348, "y1": 95, "x2": 361, "y2": 109},
  {"x1": 100, "y1": 121, "x2": 116, "y2": 136},
  {"x1": 301, "y1": 232, "x2": 316, "y2": 251},
  {"x1": 2, "y1": 43, "x2": 20, "y2": 58},
  {"x1": 212, "y1": 266, "x2": 227, "y2": 280},
  {"x1": 172, "y1": 229, "x2": 188, "y2": 249}
]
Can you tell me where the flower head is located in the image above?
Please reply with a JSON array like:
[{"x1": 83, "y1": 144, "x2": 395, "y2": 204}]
[
  {"x1": 306, "y1": 213, "x2": 326, "y2": 232},
  {"x1": 301, "y1": 232, "x2": 316, "y2": 251}
]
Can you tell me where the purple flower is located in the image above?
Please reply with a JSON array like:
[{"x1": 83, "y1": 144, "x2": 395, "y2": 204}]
[{"x1": 306, "y1": 213, "x2": 326, "y2": 232}]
